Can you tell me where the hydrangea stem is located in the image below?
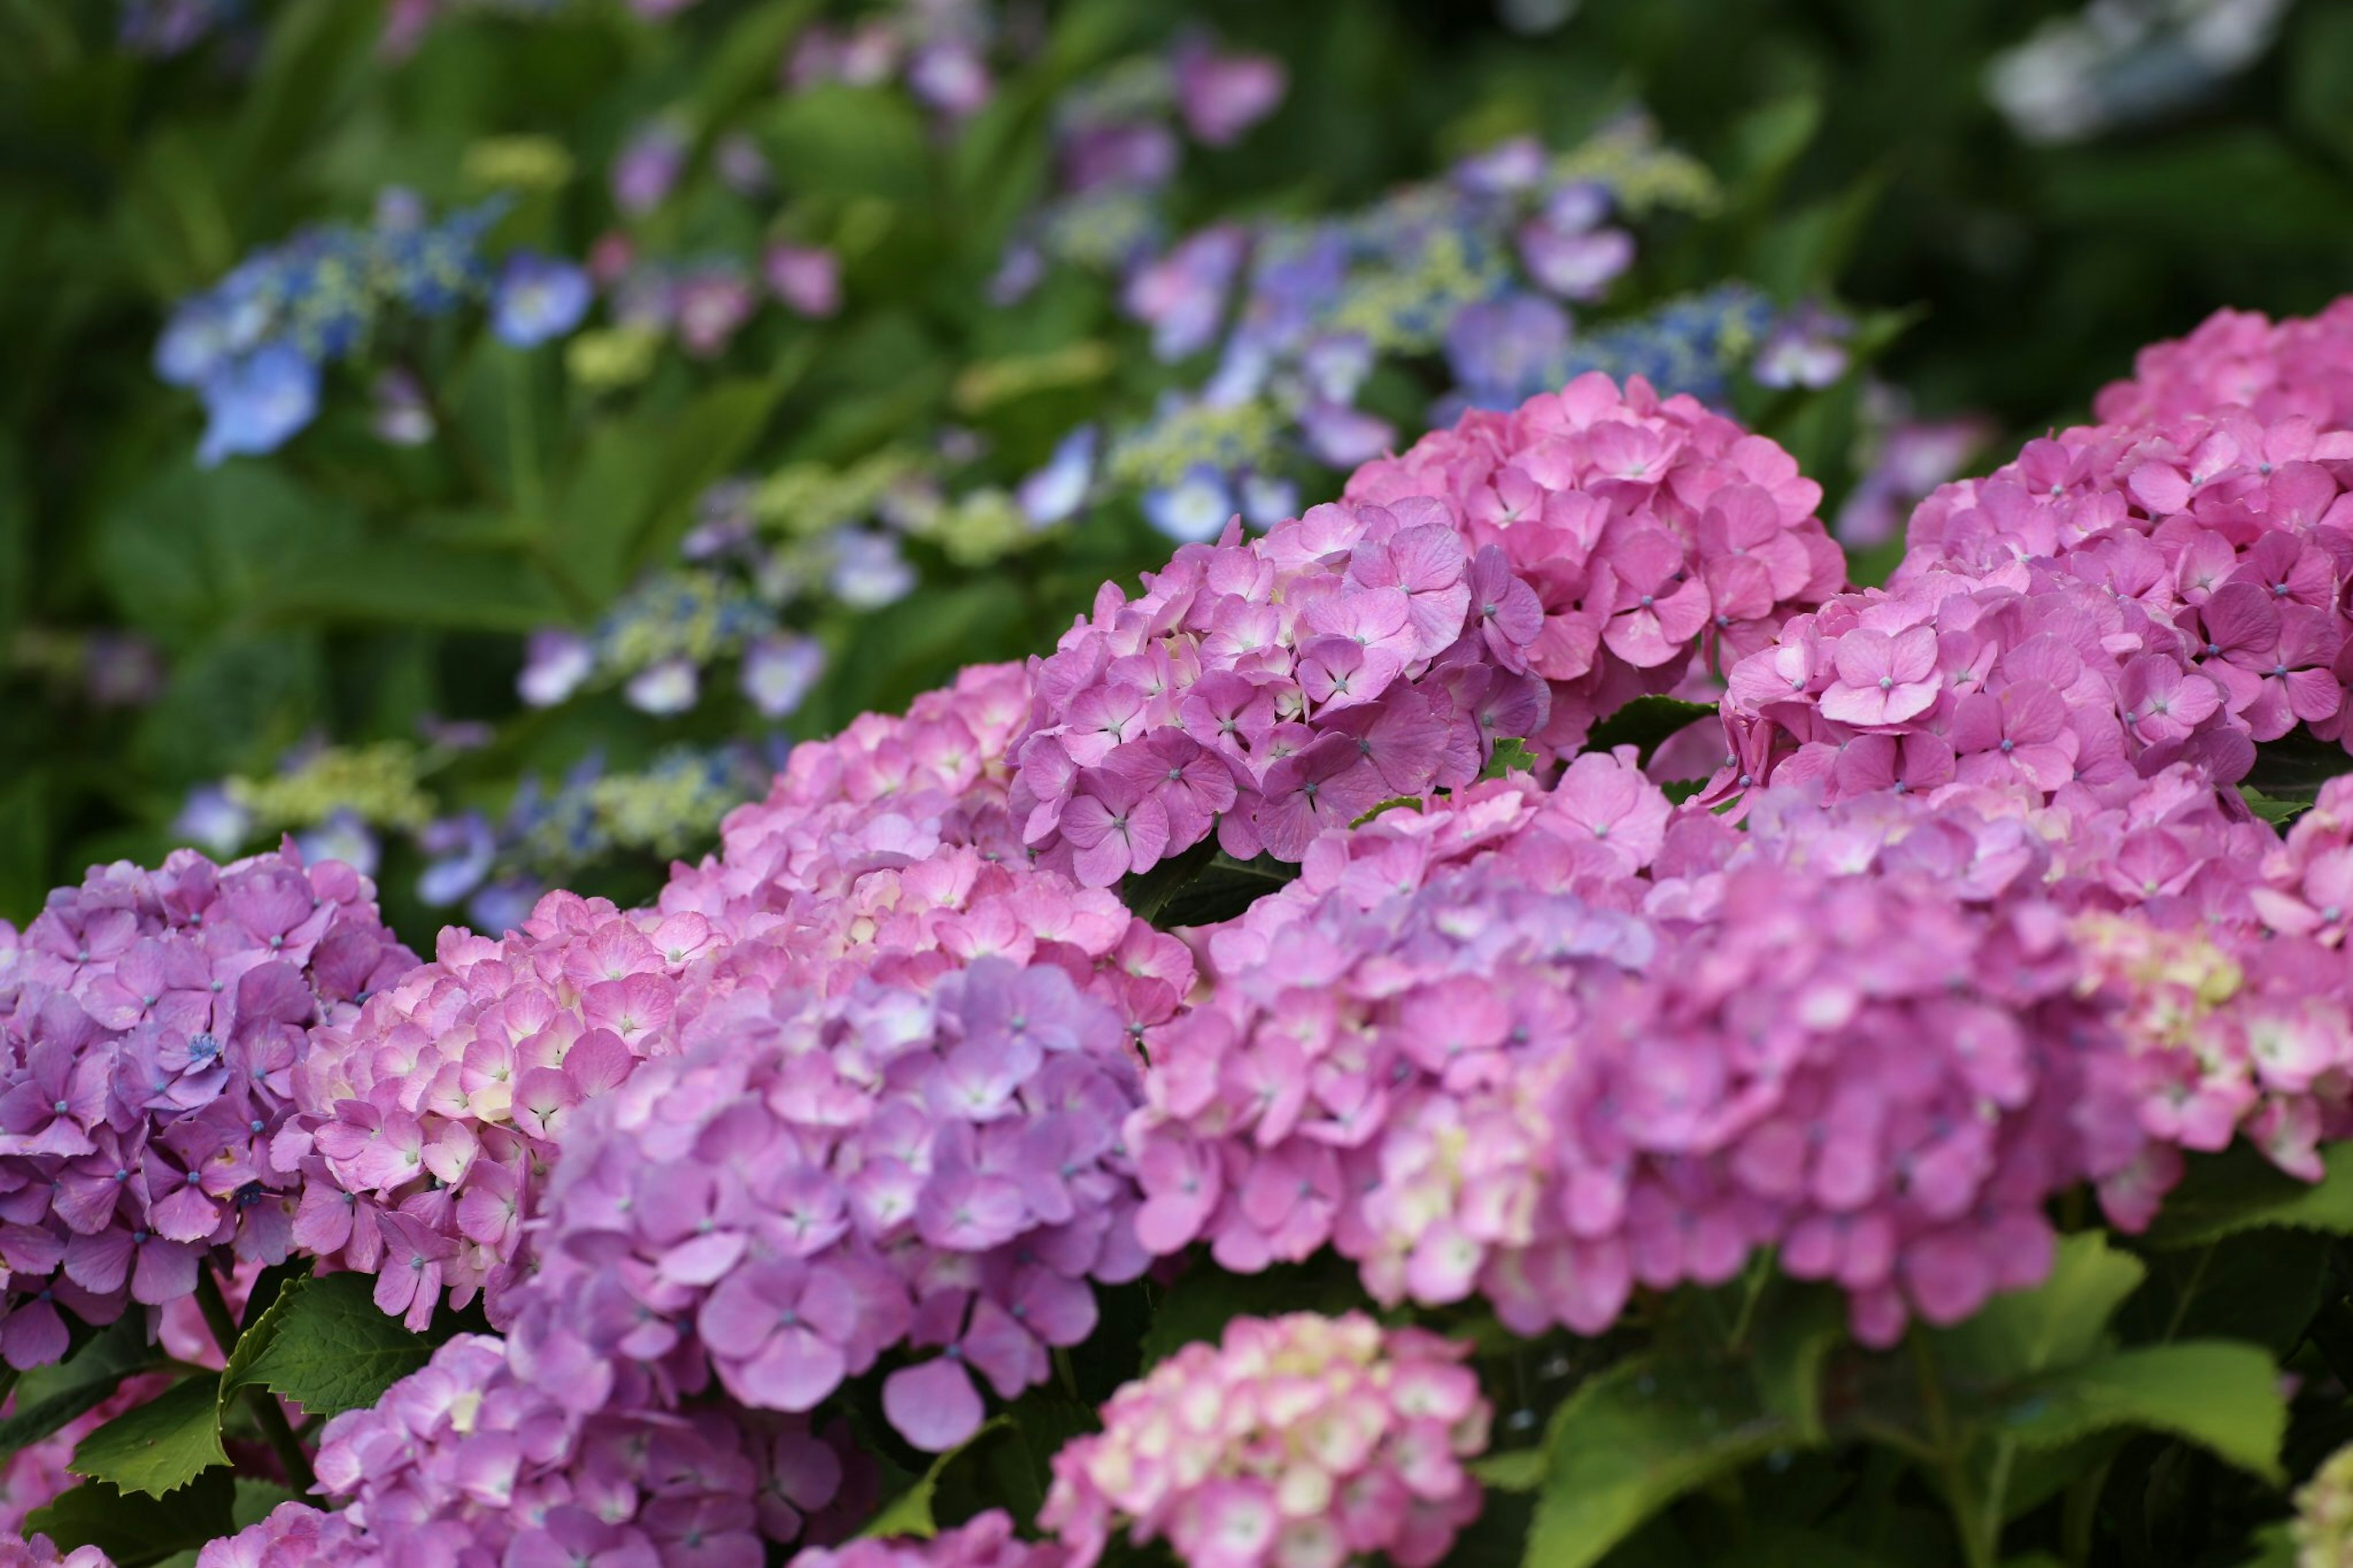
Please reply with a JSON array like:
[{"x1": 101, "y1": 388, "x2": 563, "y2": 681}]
[
  {"x1": 1910, "y1": 1333, "x2": 1997, "y2": 1568},
  {"x1": 194, "y1": 1263, "x2": 317, "y2": 1496}
]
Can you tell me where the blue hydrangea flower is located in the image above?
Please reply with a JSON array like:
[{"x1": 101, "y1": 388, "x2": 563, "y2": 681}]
[
  {"x1": 1142, "y1": 464, "x2": 1235, "y2": 543},
  {"x1": 1017, "y1": 425, "x2": 1099, "y2": 526},
  {"x1": 195, "y1": 344, "x2": 322, "y2": 466},
  {"x1": 491, "y1": 252, "x2": 593, "y2": 347}
]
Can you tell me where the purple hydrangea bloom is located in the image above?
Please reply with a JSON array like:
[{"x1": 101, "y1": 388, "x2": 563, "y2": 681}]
[
  {"x1": 510, "y1": 956, "x2": 1151, "y2": 1452},
  {"x1": 0, "y1": 845, "x2": 412, "y2": 1368}
]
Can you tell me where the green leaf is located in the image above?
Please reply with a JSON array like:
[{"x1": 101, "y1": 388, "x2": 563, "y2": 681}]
[
  {"x1": 2115, "y1": 1230, "x2": 2327, "y2": 1355},
  {"x1": 760, "y1": 85, "x2": 931, "y2": 201},
  {"x1": 1933, "y1": 1232, "x2": 2146, "y2": 1384},
  {"x1": 218, "y1": 1260, "x2": 309, "y2": 1431},
  {"x1": 1523, "y1": 1349, "x2": 1819, "y2": 1568},
  {"x1": 1151, "y1": 854, "x2": 1302, "y2": 930},
  {"x1": 1116, "y1": 836, "x2": 1219, "y2": 924},
  {"x1": 1472, "y1": 1449, "x2": 1548, "y2": 1490},
  {"x1": 1482, "y1": 735, "x2": 1539, "y2": 780},
  {"x1": 2240, "y1": 786, "x2": 2311, "y2": 827},
  {"x1": 2234, "y1": 1521, "x2": 2300, "y2": 1568},
  {"x1": 0, "y1": 1314, "x2": 170, "y2": 1461},
  {"x1": 68, "y1": 1375, "x2": 229, "y2": 1499},
  {"x1": 96, "y1": 462, "x2": 361, "y2": 648},
  {"x1": 929, "y1": 1392, "x2": 1097, "y2": 1534},
  {"x1": 1139, "y1": 1257, "x2": 1373, "y2": 1371},
  {"x1": 1730, "y1": 94, "x2": 1822, "y2": 206},
  {"x1": 1994, "y1": 1343, "x2": 2287, "y2": 1485},
  {"x1": 227, "y1": 1273, "x2": 433, "y2": 1417},
  {"x1": 233, "y1": 1477, "x2": 301, "y2": 1529},
  {"x1": 2140, "y1": 1140, "x2": 2353, "y2": 1249},
  {"x1": 257, "y1": 539, "x2": 571, "y2": 632},
  {"x1": 1583, "y1": 697, "x2": 1719, "y2": 769},
  {"x1": 692, "y1": 0, "x2": 824, "y2": 125},
  {"x1": 859, "y1": 1417, "x2": 1007, "y2": 1541},
  {"x1": 2244, "y1": 729, "x2": 2353, "y2": 803},
  {"x1": 26, "y1": 1470, "x2": 236, "y2": 1568},
  {"x1": 637, "y1": 373, "x2": 799, "y2": 567}
]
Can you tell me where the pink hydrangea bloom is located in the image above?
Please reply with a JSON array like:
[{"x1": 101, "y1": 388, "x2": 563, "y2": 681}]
[
  {"x1": 274, "y1": 890, "x2": 726, "y2": 1330},
  {"x1": 1009, "y1": 373, "x2": 1836, "y2": 888},
  {"x1": 0, "y1": 844, "x2": 411, "y2": 1367},
  {"x1": 1040, "y1": 1312, "x2": 1488, "y2": 1568},
  {"x1": 2094, "y1": 300, "x2": 2353, "y2": 430},
  {"x1": 1347, "y1": 369, "x2": 1844, "y2": 749},
  {"x1": 1721, "y1": 404, "x2": 2353, "y2": 819}
]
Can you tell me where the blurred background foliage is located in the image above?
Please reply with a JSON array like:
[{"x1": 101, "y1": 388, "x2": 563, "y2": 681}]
[{"x1": 1, "y1": 0, "x2": 2347, "y2": 938}]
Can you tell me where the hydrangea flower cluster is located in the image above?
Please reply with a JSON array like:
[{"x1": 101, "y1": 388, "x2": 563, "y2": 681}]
[
  {"x1": 1128, "y1": 754, "x2": 2341, "y2": 1343},
  {"x1": 1039, "y1": 1312, "x2": 1489, "y2": 1568},
  {"x1": 789, "y1": 1512, "x2": 1066, "y2": 1568},
  {"x1": 1009, "y1": 370, "x2": 1841, "y2": 887},
  {"x1": 199, "y1": 1332, "x2": 865, "y2": 1568},
  {"x1": 645, "y1": 665, "x2": 1201, "y2": 1083},
  {"x1": 0, "y1": 845, "x2": 411, "y2": 1367},
  {"x1": 2094, "y1": 298, "x2": 2353, "y2": 430},
  {"x1": 1009, "y1": 497, "x2": 1534, "y2": 884},
  {"x1": 1056, "y1": 121, "x2": 1812, "y2": 542},
  {"x1": 154, "y1": 194, "x2": 507, "y2": 464},
  {"x1": 1720, "y1": 405, "x2": 2353, "y2": 810},
  {"x1": 274, "y1": 890, "x2": 726, "y2": 1329},
  {"x1": 509, "y1": 956, "x2": 1151, "y2": 1453},
  {"x1": 1346, "y1": 368, "x2": 1844, "y2": 749}
]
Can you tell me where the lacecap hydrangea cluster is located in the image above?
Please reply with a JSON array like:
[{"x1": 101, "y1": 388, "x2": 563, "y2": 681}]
[
  {"x1": 273, "y1": 891, "x2": 727, "y2": 1329},
  {"x1": 509, "y1": 956, "x2": 1151, "y2": 1453},
  {"x1": 1040, "y1": 1312, "x2": 1489, "y2": 1568},
  {"x1": 1009, "y1": 371, "x2": 1837, "y2": 887},
  {"x1": 154, "y1": 195, "x2": 509, "y2": 466},
  {"x1": 0, "y1": 844, "x2": 412, "y2": 1367},
  {"x1": 198, "y1": 1331, "x2": 867, "y2": 1568},
  {"x1": 1719, "y1": 405, "x2": 2353, "y2": 807}
]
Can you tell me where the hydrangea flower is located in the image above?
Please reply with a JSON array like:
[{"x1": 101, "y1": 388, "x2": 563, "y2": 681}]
[
  {"x1": 491, "y1": 251, "x2": 593, "y2": 347},
  {"x1": 655, "y1": 659, "x2": 1194, "y2": 1034},
  {"x1": 155, "y1": 199, "x2": 504, "y2": 463},
  {"x1": 509, "y1": 956, "x2": 1151, "y2": 1453},
  {"x1": 1121, "y1": 744, "x2": 2345, "y2": 1344},
  {"x1": 0, "y1": 1539, "x2": 113, "y2": 1568},
  {"x1": 275, "y1": 892, "x2": 724, "y2": 1328},
  {"x1": 2095, "y1": 300, "x2": 2353, "y2": 431},
  {"x1": 1040, "y1": 1312, "x2": 1489, "y2": 1568},
  {"x1": 200, "y1": 1332, "x2": 865, "y2": 1568},
  {"x1": 1349, "y1": 369, "x2": 1843, "y2": 749},
  {"x1": 0, "y1": 844, "x2": 411, "y2": 1368},
  {"x1": 1721, "y1": 404, "x2": 2353, "y2": 813}
]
